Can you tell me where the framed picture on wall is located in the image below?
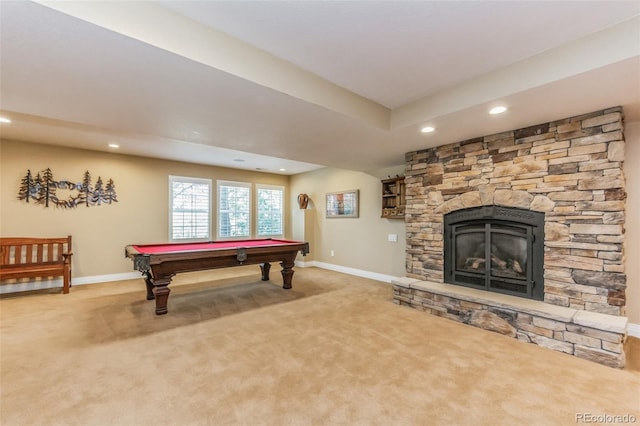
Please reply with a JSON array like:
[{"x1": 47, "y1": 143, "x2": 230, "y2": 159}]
[{"x1": 326, "y1": 189, "x2": 359, "y2": 218}]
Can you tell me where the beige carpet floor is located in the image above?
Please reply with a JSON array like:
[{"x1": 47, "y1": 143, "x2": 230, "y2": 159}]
[{"x1": 1, "y1": 266, "x2": 639, "y2": 426}]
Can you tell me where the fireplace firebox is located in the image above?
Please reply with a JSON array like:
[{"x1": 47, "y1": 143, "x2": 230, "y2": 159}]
[{"x1": 444, "y1": 206, "x2": 544, "y2": 300}]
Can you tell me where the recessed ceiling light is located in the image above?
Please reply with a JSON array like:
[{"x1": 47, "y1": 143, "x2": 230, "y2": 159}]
[
  {"x1": 279, "y1": 168, "x2": 286, "y2": 172},
  {"x1": 421, "y1": 126, "x2": 435, "y2": 133},
  {"x1": 233, "y1": 159, "x2": 245, "y2": 162},
  {"x1": 108, "y1": 143, "x2": 119, "y2": 149},
  {"x1": 0, "y1": 117, "x2": 11, "y2": 124},
  {"x1": 489, "y1": 106, "x2": 507, "y2": 115}
]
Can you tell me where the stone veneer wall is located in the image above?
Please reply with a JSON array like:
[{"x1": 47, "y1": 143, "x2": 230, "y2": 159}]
[{"x1": 404, "y1": 107, "x2": 626, "y2": 315}]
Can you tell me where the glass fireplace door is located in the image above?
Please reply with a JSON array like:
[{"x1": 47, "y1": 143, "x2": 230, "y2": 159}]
[
  {"x1": 452, "y1": 224, "x2": 487, "y2": 288},
  {"x1": 450, "y1": 223, "x2": 534, "y2": 298},
  {"x1": 487, "y1": 225, "x2": 531, "y2": 297}
]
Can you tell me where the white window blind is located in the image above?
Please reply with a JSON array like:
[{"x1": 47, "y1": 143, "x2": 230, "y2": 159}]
[
  {"x1": 257, "y1": 185, "x2": 284, "y2": 236},
  {"x1": 169, "y1": 176, "x2": 211, "y2": 240},
  {"x1": 218, "y1": 181, "x2": 251, "y2": 238}
]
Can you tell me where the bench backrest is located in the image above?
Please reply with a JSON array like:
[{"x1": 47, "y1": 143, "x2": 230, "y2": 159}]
[{"x1": 0, "y1": 236, "x2": 72, "y2": 266}]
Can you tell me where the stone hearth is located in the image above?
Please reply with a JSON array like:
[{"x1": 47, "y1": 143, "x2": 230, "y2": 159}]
[
  {"x1": 392, "y1": 278, "x2": 627, "y2": 368},
  {"x1": 396, "y1": 107, "x2": 628, "y2": 367}
]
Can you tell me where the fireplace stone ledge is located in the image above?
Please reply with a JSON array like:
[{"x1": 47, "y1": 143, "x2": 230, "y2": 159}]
[{"x1": 391, "y1": 277, "x2": 628, "y2": 368}]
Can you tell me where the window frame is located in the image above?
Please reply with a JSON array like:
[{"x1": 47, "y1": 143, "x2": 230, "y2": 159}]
[
  {"x1": 256, "y1": 184, "x2": 285, "y2": 238},
  {"x1": 216, "y1": 180, "x2": 252, "y2": 240},
  {"x1": 168, "y1": 175, "x2": 212, "y2": 242}
]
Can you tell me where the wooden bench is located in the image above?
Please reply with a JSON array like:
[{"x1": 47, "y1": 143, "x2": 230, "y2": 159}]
[{"x1": 0, "y1": 236, "x2": 73, "y2": 294}]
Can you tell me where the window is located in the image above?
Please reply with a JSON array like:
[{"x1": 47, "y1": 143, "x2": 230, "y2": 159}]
[
  {"x1": 169, "y1": 176, "x2": 211, "y2": 241},
  {"x1": 218, "y1": 181, "x2": 251, "y2": 238},
  {"x1": 257, "y1": 185, "x2": 284, "y2": 236}
]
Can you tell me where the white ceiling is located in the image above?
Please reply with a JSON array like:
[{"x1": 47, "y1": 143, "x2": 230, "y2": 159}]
[{"x1": 1, "y1": 1, "x2": 639, "y2": 176}]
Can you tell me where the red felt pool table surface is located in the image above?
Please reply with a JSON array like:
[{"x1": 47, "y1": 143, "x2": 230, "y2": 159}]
[{"x1": 130, "y1": 239, "x2": 304, "y2": 254}]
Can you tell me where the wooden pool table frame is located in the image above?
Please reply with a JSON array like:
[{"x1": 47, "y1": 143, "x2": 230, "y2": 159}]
[{"x1": 125, "y1": 239, "x2": 309, "y2": 315}]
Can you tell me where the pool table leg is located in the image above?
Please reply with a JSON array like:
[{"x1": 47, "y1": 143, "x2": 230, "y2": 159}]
[
  {"x1": 260, "y1": 262, "x2": 271, "y2": 281},
  {"x1": 152, "y1": 276, "x2": 172, "y2": 315},
  {"x1": 144, "y1": 272, "x2": 155, "y2": 300},
  {"x1": 280, "y1": 258, "x2": 295, "y2": 289},
  {"x1": 143, "y1": 271, "x2": 174, "y2": 315}
]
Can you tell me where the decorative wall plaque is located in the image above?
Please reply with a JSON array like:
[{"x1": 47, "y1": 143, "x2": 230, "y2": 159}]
[{"x1": 17, "y1": 168, "x2": 118, "y2": 209}]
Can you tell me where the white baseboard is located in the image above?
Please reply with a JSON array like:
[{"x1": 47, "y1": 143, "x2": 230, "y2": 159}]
[
  {"x1": 298, "y1": 260, "x2": 399, "y2": 283},
  {"x1": 0, "y1": 272, "x2": 142, "y2": 294},
  {"x1": 0, "y1": 278, "x2": 64, "y2": 294},
  {"x1": 71, "y1": 272, "x2": 143, "y2": 285},
  {"x1": 627, "y1": 322, "x2": 640, "y2": 338}
]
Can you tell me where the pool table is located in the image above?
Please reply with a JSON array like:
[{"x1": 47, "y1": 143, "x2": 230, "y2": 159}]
[{"x1": 125, "y1": 239, "x2": 309, "y2": 315}]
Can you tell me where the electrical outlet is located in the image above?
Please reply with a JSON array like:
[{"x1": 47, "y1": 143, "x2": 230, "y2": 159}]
[{"x1": 330, "y1": 250, "x2": 335, "y2": 257}]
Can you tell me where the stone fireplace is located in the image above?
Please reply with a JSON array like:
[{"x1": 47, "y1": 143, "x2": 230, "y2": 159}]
[{"x1": 392, "y1": 107, "x2": 628, "y2": 367}]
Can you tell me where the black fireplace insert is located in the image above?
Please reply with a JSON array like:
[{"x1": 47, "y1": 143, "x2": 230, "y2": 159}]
[{"x1": 444, "y1": 206, "x2": 544, "y2": 300}]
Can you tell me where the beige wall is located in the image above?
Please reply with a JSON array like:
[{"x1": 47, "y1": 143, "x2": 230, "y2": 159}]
[
  {"x1": 624, "y1": 121, "x2": 639, "y2": 324},
  {"x1": 0, "y1": 140, "x2": 289, "y2": 279},
  {"x1": 290, "y1": 167, "x2": 406, "y2": 278}
]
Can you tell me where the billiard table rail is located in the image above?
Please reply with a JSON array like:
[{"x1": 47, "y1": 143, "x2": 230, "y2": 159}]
[{"x1": 125, "y1": 240, "x2": 309, "y2": 273}]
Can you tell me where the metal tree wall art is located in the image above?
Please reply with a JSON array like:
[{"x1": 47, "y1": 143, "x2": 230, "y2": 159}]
[{"x1": 17, "y1": 168, "x2": 118, "y2": 209}]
